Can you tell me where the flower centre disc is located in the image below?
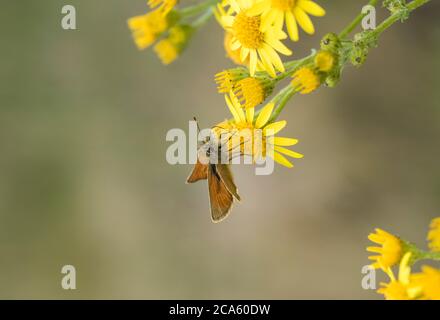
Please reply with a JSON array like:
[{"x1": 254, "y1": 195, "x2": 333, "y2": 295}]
[{"x1": 233, "y1": 12, "x2": 264, "y2": 49}]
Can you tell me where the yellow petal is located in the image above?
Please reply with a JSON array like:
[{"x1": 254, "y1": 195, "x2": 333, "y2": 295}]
[
  {"x1": 225, "y1": 94, "x2": 242, "y2": 123},
  {"x1": 366, "y1": 246, "x2": 383, "y2": 253},
  {"x1": 240, "y1": 47, "x2": 250, "y2": 62},
  {"x1": 294, "y1": 7, "x2": 315, "y2": 34},
  {"x1": 257, "y1": 48, "x2": 276, "y2": 77},
  {"x1": 273, "y1": 10, "x2": 284, "y2": 30},
  {"x1": 368, "y1": 233, "x2": 384, "y2": 244},
  {"x1": 229, "y1": 0, "x2": 240, "y2": 13},
  {"x1": 370, "y1": 262, "x2": 381, "y2": 269},
  {"x1": 376, "y1": 228, "x2": 392, "y2": 237},
  {"x1": 368, "y1": 256, "x2": 380, "y2": 261},
  {"x1": 263, "y1": 120, "x2": 286, "y2": 135},
  {"x1": 255, "y1": 102, "x2": 275, "y2": 128},
  {"x1": 271, "y1": 137, "x2": 298, "y2": 146},
  {"x1": 385, "y1": 267, "x2": 396, "y2": 282},
  {"x1": 274, "y1": 146, "x2": 304, "y2": 158},
  {"x1": 261, "y1": 8, "x2": 278, "y2": 32},
  {"x1": 262, "y1": 44, "x2": 285, "y2": 73},
  {"x1": 246, "y1": 1, "x2": 269, "y2": 16},
  {"x1": 271, "y1": 152, "x2": 293, "y2": 168},
  {"x1": 231, "y1": 40, "x2": 241, "y2": 50},
  {"x1": 274, "y1": 28, "x2": 288, "y2": 40},
  {"x1": 246, "y1": 107, "x2": 254, "y2": 124},
  {"x1": 299, "y1": 0, "x2": 326, "y2": 16},
  {"x1": 249, "y1": 49, "x2": 258, "y2": 76},
  {"x1": 230, "y1": 92, "x2": 246, "y2": 123},
  {"x1": 398, "y1": 252, "x2": 412, "y2": 283},
  {"x1": 264, "y1": 36, "x2": 292, "y2": 56},
  {"x1": 221, "y1": 15, "x2": 235, "y2": 27},
  {"x1": 285, "y1": 11, "x2": 299, "y2": 41}
]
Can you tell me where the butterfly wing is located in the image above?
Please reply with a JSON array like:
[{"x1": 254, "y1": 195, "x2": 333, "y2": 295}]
[
  {"x1": 186, "y1": 160, "x2": 208, "y2": 183},
  {"x1": 208, "y1": 165, "x2": 234, "y2": 223},
  {"x1": 215, "y1": 164, "x2": 241, "y2": 201}
]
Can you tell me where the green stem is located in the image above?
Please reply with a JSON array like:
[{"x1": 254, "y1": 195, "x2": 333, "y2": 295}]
[
  {"x1": 417, "y1": 251, "x2": 440, "y2": 262},
  {"x1": 268, "y1": 85, "x2": 295, "y2": 123},
  {"x1": 370, "y1": 0, "x2": 430, "y2": 37},
  {"x1": 191, "y1": 7, "x2": 214, "y2": 28},
  {"x1": 404, "y1": 241, "x2": 440, "y2": 265},
  {"x1": 251, "y1": 54, "x2": 314, "y2": 123},
  {"x1": 339, "y1": 0, "x2": 379, "y2": 39},
  {"x1": 181, "y1": 0, "x2": 218, "y2": 18},
  {"x1": 275, "y1": 53, "x2": 316, "y2": 82},
  {"x1": 268, "y1": 0, "x2": 430, "y2": 123}
]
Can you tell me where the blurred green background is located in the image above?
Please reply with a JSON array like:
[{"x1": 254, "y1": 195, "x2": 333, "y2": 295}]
[{"x1": 0, "y1": 0, "x2": 439, "y2": 299}]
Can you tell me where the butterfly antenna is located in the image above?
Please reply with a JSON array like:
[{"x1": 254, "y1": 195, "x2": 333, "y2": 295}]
[{"x1": 193, "y1": 117, "x2": 201, "y2": 134}]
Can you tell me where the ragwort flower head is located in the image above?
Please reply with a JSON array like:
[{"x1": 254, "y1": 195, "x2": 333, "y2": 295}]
[
  {"x1": 214, "y1": 92, "x2": 303, "y2": 168},
  {"x1": 367, "y1": 228, "x2": 403, "y2": 270},
  {"x1": 128, "y1": 8, "x2": 176, "y2": 50},
  {"x1": 234, "y1": 76, "x2": 274, "y2": 109},
  {"x1": 291, "y1": 67, "x2": 321, "y2": 94},
  {"x1": 215, "y1": 68, "x2": 250, "y2": 93},
  {"x1": 377, "y1": 253, "x2": 422, "y2": 300},
  {"x1": 217, "y1": 0, "x2": 292, "y2": 77},
  {"x1": 411, "y1": 265, "x2": 440, "y2": 300}
]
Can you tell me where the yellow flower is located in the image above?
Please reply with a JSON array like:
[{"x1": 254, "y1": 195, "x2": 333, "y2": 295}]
[
  {"x1": 291, "y1": 67, "x2": 320, "y2": 94},
  {"x1": 217, "y1": 0, "x2": 292, "y2": 77},
  {"x1": 252, "y1": 0, "x2": 326, "y2": 41},
  {"x1": 127, "y1": 9, "x2": 171, "y2": 50},
  {"x1": 234, "y1": 76, "x2": 273, "y2": 109},
  {"x1": 215, "y1": 68, "x2": 249, "y2": 93},
  {"x1": 367, "y1": 228, "x2": 403, "y2": 269},
  {"x1": 427, "y1": 217, "x2": 440, "y2": 252},
  {"x1": 154, "y1": 25, "x2": 192, "y2": 65},
  {"x1": 216, "y1": 92, "x2": 303, "y2": 168},
  {"x1": 412, "y1": 265, "x2": 440, "y2": 300},
  {"x1": 314, "y1": 50, "x2": 335, "y2": 72},
  {"x1": 377, "y1": 252, "x2": 422, "y2": 300},
  {"x1": 148, "y1": 0, "x2": 177, "y2": 14}
]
